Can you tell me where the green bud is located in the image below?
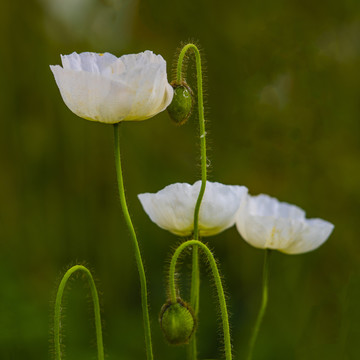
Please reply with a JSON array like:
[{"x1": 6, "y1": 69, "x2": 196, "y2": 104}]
[
  {"x1": 159, "y1": 299, "x2": 196, "y2": 345},
  {"x1": 167, "y1": 81, "x2": 194, "y2": 126}
]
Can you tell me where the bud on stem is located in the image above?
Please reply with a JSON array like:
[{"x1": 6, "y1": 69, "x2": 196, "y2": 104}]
[
  {"x1": 167, "y1": 81, "x2": 194, "y2": 125},
  {"x1": 159, "y1": 298, "x2": 196, "y2": 345}
]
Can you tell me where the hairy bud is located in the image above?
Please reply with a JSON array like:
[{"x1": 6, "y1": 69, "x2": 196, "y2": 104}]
[
  {"x1": 167, "y1": 81, "x2": 194, "y2": 125},
  {"x1": 159, "y1": 298, "x2": 196, "y2": 345}
]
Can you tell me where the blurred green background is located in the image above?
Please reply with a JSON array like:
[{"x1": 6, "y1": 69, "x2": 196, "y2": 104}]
[{"x1": 1, "y1": 0, "x2": 360, "y2": 359}]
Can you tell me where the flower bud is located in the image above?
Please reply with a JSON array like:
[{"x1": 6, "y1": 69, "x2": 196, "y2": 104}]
[
  {"x1": 167, "y1": 81, "x2": 194, "y2": 125},
  {"x1": 159, "y1": 298, "x2": 196, "y2": 345}
]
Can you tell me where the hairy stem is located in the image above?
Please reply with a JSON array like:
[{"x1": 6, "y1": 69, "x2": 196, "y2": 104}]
[
  {"x1": 176, "y1": 43, "x2": 207, "y2": 240},
  {"x1": 247, "y1": 249, "x2": 272, "y2": 360},
  {"x1": 54, "y1": 265, "x2": 104, "y2": 360},
  {"x1": 113, "y1": 123, "x2": 153, "y2": 360},
  {"x1": 176, "y1": 43, "x2": 207, "y2": 360},
  {"x1": 169, "y1": 240, "x2": 232, "y2": 360},
  {"x1": 188, "y1": 244, "x2": 200, "y2": 360}
]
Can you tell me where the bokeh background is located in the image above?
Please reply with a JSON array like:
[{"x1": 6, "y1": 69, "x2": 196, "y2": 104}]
[{"x1": 1, "y1": 0, "x2": 360, "y2": 359}]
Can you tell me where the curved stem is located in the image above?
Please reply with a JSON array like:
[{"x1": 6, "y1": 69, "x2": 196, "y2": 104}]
[
  {"x1": 169, "y1": 240, "x2": 232, "y2": 360},
  {"x1": 113, "y1": 123, "x2": 153, "y2": 360},
  {"x1": 247, "y1": 249, "x2": 272, "y2": 360},
  {"x1": 176, "y1": 43, "x2": 207, "y2": 360},
  {"x1": 176, "y1": 43, "x2": 207, "y2": 240},
  {"x1": 54, "y1": 265, "x2": 104, "y2": 360}
]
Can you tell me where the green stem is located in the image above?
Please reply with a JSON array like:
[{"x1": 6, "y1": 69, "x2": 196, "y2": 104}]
[
  {"x1": 176, "y1": 43, "x2": 207, "y2": 240},
  {"x1": 190, "y1": 246, "x2": 200, "y2": 314},
  {"x1": 247, "y1": 249, "x2": 272, "y2": 360},
  {"x1": 188, "y1": 245, "x2": 200, "y2": 360},
  {"x1": 176, "y1": 43, "x2": 207, "y2": 360},
  {"x1": 54, "y1": 265, "x2": 104, "y2": 360},
  {"x1": 113, "y1": 123, "x2": 153, "y2": 360},
  {"x1": 169, "y1": 240, "x2": 232, "y2": 360}
]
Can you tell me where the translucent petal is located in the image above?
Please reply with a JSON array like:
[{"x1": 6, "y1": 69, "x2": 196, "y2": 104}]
[
  {"x1": 50, "y1": 66, "x2": 134, "y2": 123},
  {"x1": 281, "y1": 218, "x2": 335, "y2": 254},
  {"x1": 51, "y1": 50, "x2": 173, "y2": 123},
  {"x1": 138, "y1": 181, "x2": 248, "y2": 237},
  {"x1": 236, "y1": 194, "x2": 334, "y2": 254}
]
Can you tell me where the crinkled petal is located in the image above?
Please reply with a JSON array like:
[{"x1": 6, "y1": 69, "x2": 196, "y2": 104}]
[
  {"x1": 61, "y1": 52, "x2": 118, "y2": 73},
  {"x1": 138, "y1": 181, "x2": 248, "y2": 237},
  {"x1": 236, "y1": 193, "x2": 334, "y2": 254},
  {"x1": 281, "y1": 218, "x2": 335, "y2": 254},
  {"x1": 138, "y1": 183, "x2": 195, "y2": 236},
  {"x1": 50, "y1": 66, "x2": 134, "y2": 123},
  {"x1": 246, "y1": 194, "x2": 305, "y2": 219},
  {"x1": 51, "y1": 50, "x2": 173, "y2": 123},
  {"x1": 125, "y1": 63, "x2": 173, "y2": 120}
]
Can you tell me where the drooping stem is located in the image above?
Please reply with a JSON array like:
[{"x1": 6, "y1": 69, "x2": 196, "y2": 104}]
[
  {"x1": 176, "y1": 43, "x2": 207, "y2": 360},
  {"x1": 247, "y1": 249, "x2": 272, "y2": 360},
  {"x1": 169, "y1": 240, "x2": 232, "y2": 360},
  {"x1": 113, "y1": 123, "x2": 153, "y2": 360},
  {"x1": 54, "y1": 265, "x2": 104, "y2": 360}
]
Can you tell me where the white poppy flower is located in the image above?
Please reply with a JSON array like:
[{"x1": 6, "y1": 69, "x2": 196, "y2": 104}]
[
  {"x1": 50, "y1": 51, "x2": 173, "y2": 124},
  {"x1": 236, "y1": 194, "x2": 334, "y2": 254},
  {"x1": 138, "y1": 181, "x2": 248, "y2": 237}
]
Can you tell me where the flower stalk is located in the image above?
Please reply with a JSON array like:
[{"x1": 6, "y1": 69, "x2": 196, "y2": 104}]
[
  {"x1": 247, "y1": 249, "x2": 272, "y2": 360},
  {"x1": 176, "y1": 43, "x2": 207, "y2": 240},
  {"x1": 176, "y1": 43, "x2": 207, "y2": 360},
  {"x1": 168, "y1": 240, "x2": 232, "y2": 360},
  {"x1": 113, "y1": 123, "x2": 153, "y2": 360},
  {"x1": 53, "y1": 265, "x2": 104, "y2": 360}
]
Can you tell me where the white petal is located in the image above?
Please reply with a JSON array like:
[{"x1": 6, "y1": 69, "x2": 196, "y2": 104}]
[
  {"x1": 281, "y1": 218, "x2": 334, "y2": 254},
  {"x1": 138, "y1": 181, "x2": 248, "y2": 237},
  {"x1": 199, "y1": 182, "x2": 248, "y2": 236},
  {"x1": 236, "y1": 207, "x2": 274, "y2": 249},
  {"x1": 138, "y1": 183, "x2": 195, "y2": 236},
  {"x1": 94, "y1": 53, "x2": 119, "y2": 72},
  {"x1": 61, "y1": 52, "x2": 118, "y2": 73},
  {"x1": 51, "y1": 50, "x2": 173, "y2": 123},
  {"x1": 61, "y1": 52, "x2": 81, "y2": 71},
  {"x1": 247, "y1": 194, "x2": 305, "y2": 219},
  {"x1": 50, "y1": 66, "x2": 135, "y2": 123},
  {"x1": 124, "y1": 63, "x2": 173, "y2": 120},
  {"x1": 236, "y1": 193, "x2": 334, "y2": 254}
]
